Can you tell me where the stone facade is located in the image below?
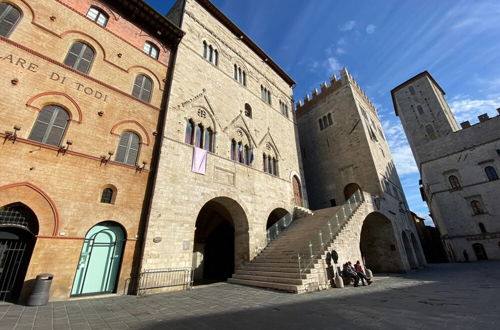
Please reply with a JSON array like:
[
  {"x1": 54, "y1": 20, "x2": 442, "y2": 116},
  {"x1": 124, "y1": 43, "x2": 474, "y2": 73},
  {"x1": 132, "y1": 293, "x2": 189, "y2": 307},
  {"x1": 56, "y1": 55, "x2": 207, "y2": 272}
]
[
  {"x1": 296, "y1": 69, "x2": 426, "y2": 273},
  {"x1": 0, "y1": 0, "x2": 181, "y2": 302},
  {"x1": 392, "y1": 71, "x2": 500, "y2": 262},
  {"x1": 140, "y1": 0, "x2": 306, "y2": 288}
]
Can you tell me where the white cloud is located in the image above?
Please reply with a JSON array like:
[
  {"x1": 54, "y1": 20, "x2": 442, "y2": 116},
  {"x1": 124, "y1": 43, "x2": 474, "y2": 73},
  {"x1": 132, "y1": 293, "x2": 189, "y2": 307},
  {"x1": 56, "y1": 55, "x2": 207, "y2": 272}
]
[
  {"x1": 382, "y1": 120, "x2": 419, "y2": 175},
  {"x1": 337, "y1": 38, "x2": 346, "y2": 45},
  {"x1": 340, "y1": 20, "x2": 356, "y2": 32},
  {"x1": 366, "y1": 24, "x2": 376, "y2": 34},
  {"x1": 449, "y1": 95, "x2": 500, "y2": 123},
  {"x1": 326, "y1": 57, "x2": 342, "y2": 73},
  {"x1": 336, "y1": 47, "x2": 346, "y2": 55}
]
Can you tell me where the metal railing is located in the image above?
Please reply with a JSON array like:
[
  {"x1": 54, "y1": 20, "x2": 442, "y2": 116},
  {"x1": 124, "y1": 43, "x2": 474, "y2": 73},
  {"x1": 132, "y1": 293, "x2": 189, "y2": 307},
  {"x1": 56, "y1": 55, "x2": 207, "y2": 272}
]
[
  {"x1": 266, "y1": 213, "x2": 294, "y2": 243},
  {"x1": 297, "y1": 190, "x2": 365, "y2": 275},
  {"x1": 137, "y1": 267, "x2": 193, "y2": 296}
]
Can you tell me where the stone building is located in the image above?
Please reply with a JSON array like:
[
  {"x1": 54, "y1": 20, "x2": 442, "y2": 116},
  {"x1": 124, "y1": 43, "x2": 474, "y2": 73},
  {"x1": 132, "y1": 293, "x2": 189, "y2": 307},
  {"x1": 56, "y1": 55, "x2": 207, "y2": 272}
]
[
  {"x1": 140, "y1": 0, "x2": 306, "y2": 289},
  {"x1": 0, "y1": 0, "x2": 181, "y2": 302},
  {"x1": 295, "y1": 68, "x2": 426, "y2": 274},
  {"x1": 392, "y1": 71, "x2": 500, "y2": 262},
  {"x1": 409, "y1": 212, "x2": 447, "y2": 263}
]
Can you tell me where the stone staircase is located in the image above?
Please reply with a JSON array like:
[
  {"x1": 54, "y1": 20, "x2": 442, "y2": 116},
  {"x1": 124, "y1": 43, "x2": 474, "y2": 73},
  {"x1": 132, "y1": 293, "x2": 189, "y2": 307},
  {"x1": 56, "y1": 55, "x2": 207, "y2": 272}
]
[{"x1": 228, "y1": 193, "x2": 368, "y2": 293}]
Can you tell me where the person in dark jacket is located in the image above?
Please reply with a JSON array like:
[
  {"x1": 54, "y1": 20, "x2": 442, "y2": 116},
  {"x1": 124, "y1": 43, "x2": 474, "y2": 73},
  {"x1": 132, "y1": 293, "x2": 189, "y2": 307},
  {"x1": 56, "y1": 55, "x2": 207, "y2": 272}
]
[
  {"x1": 353, "y1": 261, "x2": 372, "y2": 285},
  {"x1": 343, "y1": 262, "x2": 360, "y2": 287}
]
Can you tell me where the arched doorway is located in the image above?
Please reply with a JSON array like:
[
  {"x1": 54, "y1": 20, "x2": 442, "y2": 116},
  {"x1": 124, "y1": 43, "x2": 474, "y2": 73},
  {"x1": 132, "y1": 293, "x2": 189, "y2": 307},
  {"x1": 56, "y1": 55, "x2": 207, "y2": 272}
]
[
  {"x1": 360, "y1": 212, "x2": 404, "y2": 273},
  {"x1": 402, "y1": 231, "x2": 418, "y2": 269},
  {"x1": 344, "y1": 183, "x2": 361, "y2": 201},
  {"x1": 266, "y1": 208, "x2": 290, "y2": 229},
  {"x1": 0, "y1": 203, "x2": 39, "y2": 302},
  {"x1": 472, "y1": 243, "x2": 488, "y2": 261},
  {"x1": 292, "y1": 176, "x2": 303, "y2": 206},
  {"x1": 411, "y1": 233, "x2": 425, "y2": 266},
  {"x1": 192, "y1": 197, "x2": 249, "y2": 284},
  {"x1": 71, "y1": 222, "x2": 126, "y2": 296}
]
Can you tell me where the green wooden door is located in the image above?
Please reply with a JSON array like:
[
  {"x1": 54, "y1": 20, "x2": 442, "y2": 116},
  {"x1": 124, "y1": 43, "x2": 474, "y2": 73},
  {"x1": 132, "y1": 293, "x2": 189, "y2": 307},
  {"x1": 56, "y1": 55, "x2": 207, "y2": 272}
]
[{"x1": 71, "y1": 222, "x2": 125, "y2": 296}]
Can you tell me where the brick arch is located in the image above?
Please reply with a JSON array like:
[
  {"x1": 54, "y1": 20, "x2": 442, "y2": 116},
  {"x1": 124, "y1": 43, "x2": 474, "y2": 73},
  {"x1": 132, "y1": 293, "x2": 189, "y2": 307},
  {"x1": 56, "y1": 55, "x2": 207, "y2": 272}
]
[
  {"x1": 127, "y1": 65, "x2": 163, "y2": 91},
  {"x1": 4, "y1": 0, "x2": 35, "y2": 21},
  {"x1": 60, "y1": 30, "x2": 107, "y2": 61},
  {"x1": 26, "y1": 91, "x2": 83, "y2": 123},
  {"x1": 0, "y1": 182, "x2": 59, "y2": 236},
  {"x1": 110, "y1": 120, "x2": 151, "y2": 146},
  {"x1": 86, "y1": 2, "x2": 119, "y2": 21}
]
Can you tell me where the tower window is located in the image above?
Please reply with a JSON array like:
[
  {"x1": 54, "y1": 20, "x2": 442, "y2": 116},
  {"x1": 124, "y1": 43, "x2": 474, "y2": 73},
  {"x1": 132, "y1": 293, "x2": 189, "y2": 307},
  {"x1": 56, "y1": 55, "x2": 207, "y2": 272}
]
[
  {"x1": 478, "y1": 222, "x2": 487, "y2": 233},
  {"x1": 279, "y1": 100, "x2": 289, "y2": 118},
  {"x1": 485, "y1": 166, "x2": 498, "y2": 181},
  {"x1": 144, "y1": 41, "x2": 159, "y2": 59},
  {"x1": 409, "y1": 86, "x2": 416, "y2": 95},
  {"x1": 234, "y1": 64, "x2": 246, "y2": 86},
  {"x1": 417, "y1": 105, "x2": 424, "y2": 115},
  {"x1": 86, "y1": 7, "x2": 109, "y2": 27},
  {"x1": 448, "y1": 175, "x2": 461, "y2": 190},
  {"x1": 203, "y1": 41, "x2": 218, "y2": 66},
  {"x1": 470, "y1": 200, "x2": 484, "y2": 215},
  {"x1": 0, "y1": 3, "x2": 22, "y2": 37},
  {"x1": 425, "y1": 124, "x2": 437, "y2": 140},
  {"x1": 261, "y1": 85, "x2": 272, "y2": 105},
  {"x1": 244, "y1": 103, "x2": 252, "y2": 118}
]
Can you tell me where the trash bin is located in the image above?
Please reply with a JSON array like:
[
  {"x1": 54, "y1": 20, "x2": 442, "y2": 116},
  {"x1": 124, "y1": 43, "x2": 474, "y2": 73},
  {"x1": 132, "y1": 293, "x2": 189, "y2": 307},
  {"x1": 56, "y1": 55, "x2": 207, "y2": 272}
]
[{"x1": 27, "y1": 274, "x2": 53, "y2": 306}]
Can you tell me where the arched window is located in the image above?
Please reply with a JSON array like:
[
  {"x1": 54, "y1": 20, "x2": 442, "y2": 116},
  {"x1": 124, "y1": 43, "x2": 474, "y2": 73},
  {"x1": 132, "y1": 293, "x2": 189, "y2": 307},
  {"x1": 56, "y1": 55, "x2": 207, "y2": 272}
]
[
  {"x1": 143, "y1": 41, "x2": 159, "y2": 59},
  {"x1": 86, "y1": 7, "x2": 109, "y2": 27},
  {"x1": 417, "y1": 105, "x2": 424, "y2": 115},
  {"x1": 244, "y1": 103, "x2": 252, "y2": 118},
  {"x1": 425, "y1": 124, "x2": 437, "y2": 140},
  {"x1": 203, "y1": 41, "x2": 207, "y2": 58},
  {"x1": 485, "y1": 166, "x2": 498, "y2": 181},
  {"x1": 0, "y1": 3, "x2": 22, "y2": 37},
  {"x1": 242, "y1": 71, "x2": 247, "y2": 86},
  {"x1": 233, "y1": 64, "x2": 238, "y2": 80},
  {"x1": 231, "y1": 139, "x2": 237, "y2": 161},
  {"x1": 244, "y1": 145, "x2": 250, "y2": 165},
  {"x1": 28, "y1": 105, "x2": 69, "y2": 146},
  {"x1": 132, "y1": 75, "x2": 153, "y2": 103},
  {"x1": 409, "y1": 86, "x2": 416, "y2": 95},
  {"x1": 64, "y1": 42, "x2": 95, "y2": 74},
  {"x1": 115, "y1": 131, "x2": 140, "y2": 166},
  {"x1": 208, "y1": 45, "x2": 213, "y2": 62},
  {"x1": 194, "y1": 124, "x2": 203, "y2": 148},
  {"x1": 478, "y1": 223, "x2": 487, "y2": 233},
  {"x1": 204, "y1": 128, "x2": 213, "y2": 152},
  {"x1": 185, "y1": 119, "x2": 194, "y2": 144},
  {"x1": 327, "y1": 113, "x2": 333, "y2": 125},
  {"x1": 213, "y1": 49, "x2": 219, "y2": 66},
  {"x1": 448, "y1": 175, "x2": 461, "y2": 189},
  {"x1": 319, "y1": 118, "x2": 324, "y2": 130},
  {"x1": 100, "y1": 188, "x2": 114, "y2": 204},
  {"x1": 470, "y1": 200, "x2": 484, "y2": 215}
]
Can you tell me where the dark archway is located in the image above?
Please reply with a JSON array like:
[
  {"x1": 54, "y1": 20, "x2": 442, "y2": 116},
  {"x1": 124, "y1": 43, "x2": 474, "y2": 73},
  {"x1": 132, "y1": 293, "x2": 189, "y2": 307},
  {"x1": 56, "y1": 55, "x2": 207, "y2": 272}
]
[
  {"x1": 292, "y1": 176, "x2": 303, "y2": 206},
  {"x1": 402, "y1": 231, "x2": 418, "y2": 269},
  {"x1": 344, "y1": 183, "x2": 361, "y2": 201},
  {"x1": 472, "y1": 243, "x2": 488, "y2": 261},
  {"x1": 193, "y1": 197, "x2": 248, "y2": 284},
  {"x1": 411, "y1": 233, "x2": 426, "y2": 266},
  {"x1": 266, "y1": 208, "x2": 290, "y2": 229},
  {"x1": 0, "y1": 203, "x2": 39, "y2": 302},
  {"x1": 360, "y1": 212, "x2": 404, "y2": 273}
]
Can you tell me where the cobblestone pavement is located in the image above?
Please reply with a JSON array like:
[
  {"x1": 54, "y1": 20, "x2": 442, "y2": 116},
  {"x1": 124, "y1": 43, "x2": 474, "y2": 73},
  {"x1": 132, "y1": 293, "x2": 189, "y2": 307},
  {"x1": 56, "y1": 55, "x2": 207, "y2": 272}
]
[{"x1": 1, "y1": 262, "x2": 499, "y2": 330}]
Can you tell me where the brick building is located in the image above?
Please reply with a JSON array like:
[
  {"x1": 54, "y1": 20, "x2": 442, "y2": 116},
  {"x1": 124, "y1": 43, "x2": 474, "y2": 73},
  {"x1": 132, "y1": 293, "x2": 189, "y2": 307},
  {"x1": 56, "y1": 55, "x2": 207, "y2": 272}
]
[{"x1": 0, "y1": 0, "x2": 182, "y2": 302}]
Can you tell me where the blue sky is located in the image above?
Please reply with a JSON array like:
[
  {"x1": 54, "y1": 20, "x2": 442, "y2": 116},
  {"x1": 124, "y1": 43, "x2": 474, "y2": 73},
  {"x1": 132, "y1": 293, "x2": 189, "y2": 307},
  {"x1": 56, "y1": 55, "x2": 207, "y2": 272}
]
[{"x1": 148, "y1": 0, "x2": 500, "y2": 224}]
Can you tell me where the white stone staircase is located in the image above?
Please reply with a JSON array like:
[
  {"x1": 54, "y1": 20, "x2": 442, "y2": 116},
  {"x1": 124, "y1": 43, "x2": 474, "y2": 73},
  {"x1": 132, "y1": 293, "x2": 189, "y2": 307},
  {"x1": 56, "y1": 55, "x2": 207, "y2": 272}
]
[{"x1": 229, "y1": 192, "x2": 368, "y2": 293}]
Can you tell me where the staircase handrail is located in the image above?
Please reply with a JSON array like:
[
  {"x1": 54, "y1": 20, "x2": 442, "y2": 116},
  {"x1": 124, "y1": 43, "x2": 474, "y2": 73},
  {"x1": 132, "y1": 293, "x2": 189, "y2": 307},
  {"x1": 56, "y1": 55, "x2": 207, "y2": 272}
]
[
  {"x1": 266, "y1": 212, "x2": 294, "y2": 244},
  {"x1": 297, "y1": 190, "x2": 365, "y2": 274}
]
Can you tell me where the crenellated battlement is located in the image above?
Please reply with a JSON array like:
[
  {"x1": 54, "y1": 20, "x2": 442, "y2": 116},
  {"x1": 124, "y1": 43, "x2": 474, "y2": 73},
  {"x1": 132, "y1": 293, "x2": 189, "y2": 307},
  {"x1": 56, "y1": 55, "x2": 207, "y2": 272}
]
[{"x1": 295, "y1": 68, "x2": 378, "y2": 116}]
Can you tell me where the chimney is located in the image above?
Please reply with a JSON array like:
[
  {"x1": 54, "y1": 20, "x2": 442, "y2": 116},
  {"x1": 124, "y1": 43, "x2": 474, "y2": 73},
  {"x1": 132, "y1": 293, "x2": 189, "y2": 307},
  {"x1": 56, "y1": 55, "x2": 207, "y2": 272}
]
[
  {"x1": 478, "y1": 113, "x2": 489, "y2": 122},
  {"x1": 460, "y1": 121, "x2": 471, "y2": 129}
]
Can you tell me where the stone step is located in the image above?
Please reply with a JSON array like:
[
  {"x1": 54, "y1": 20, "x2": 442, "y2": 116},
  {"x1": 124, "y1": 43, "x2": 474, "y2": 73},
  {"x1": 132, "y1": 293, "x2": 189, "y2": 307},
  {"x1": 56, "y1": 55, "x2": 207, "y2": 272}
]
[
  {"x1": 248, "y1": 261, "x2": 300, "y2": 268},
  {"x1": 228, "y1": 278, "x2": 301, "y2": 293},
  {"x1": 235, "y1": 269, "x2": 307, "y2": 279},
  {"x1": 243, "y1": 265, "x2": 300, "y2": 273},
  {"x1": 232, "y1": 274, "x2": 305, "y2": 285}
]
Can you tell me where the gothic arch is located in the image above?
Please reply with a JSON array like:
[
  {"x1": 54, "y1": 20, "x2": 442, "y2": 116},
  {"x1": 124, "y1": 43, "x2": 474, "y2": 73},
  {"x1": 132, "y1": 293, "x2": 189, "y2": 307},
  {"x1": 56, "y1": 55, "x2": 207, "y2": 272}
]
[{"x1": 0, "y1": 182, "x2": 59, "y2": 236}]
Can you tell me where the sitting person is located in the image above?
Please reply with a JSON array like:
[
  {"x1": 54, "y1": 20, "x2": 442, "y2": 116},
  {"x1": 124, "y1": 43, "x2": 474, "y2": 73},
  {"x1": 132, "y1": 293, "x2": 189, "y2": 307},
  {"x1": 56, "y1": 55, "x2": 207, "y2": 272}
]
[
  {"x1": 353, "y1": 261, "x2": 372, "y2": 286},
  {"x1": 342, "y1": 262, "x2": 360, "y2": 287}
]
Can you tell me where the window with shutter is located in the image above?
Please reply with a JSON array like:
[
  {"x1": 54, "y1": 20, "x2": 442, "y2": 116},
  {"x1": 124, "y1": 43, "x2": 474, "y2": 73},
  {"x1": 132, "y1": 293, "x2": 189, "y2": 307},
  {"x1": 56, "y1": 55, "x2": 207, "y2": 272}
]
[
  {"x1": 28, "y1": 105, "x2": 69, "y2": 146},
  {"x1": 0, "y1": 3, "x2": 21, "y2": 37},
  {"x1": 144, "y1": 42, "x2": 159, "y2": 59},
  {"x1": 64, "y1": 42, "x2": 95, "y2": 74},
  {"x1": 115, "y1": 132, "x2": 140, "y2": 166},
  {"x1": 132, "y1": 75, "x2": 153, "y2": 102}
]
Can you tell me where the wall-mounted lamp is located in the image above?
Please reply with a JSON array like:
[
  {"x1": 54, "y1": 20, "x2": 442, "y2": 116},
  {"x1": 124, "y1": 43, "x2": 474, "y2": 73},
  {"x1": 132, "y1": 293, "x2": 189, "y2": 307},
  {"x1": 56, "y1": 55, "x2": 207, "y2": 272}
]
[
  {"x1": 100, "y1": 151, "x2": 114, "y2": 164},
  {"x1": 136, "y1": 161, "x2": 147, "y2": 172},
  {"x1": 4, "y1": 125, "x2": 20, "y2": 142},
  {"x1": 58, "y1": 140, "x2": 72, "y2": 154}
]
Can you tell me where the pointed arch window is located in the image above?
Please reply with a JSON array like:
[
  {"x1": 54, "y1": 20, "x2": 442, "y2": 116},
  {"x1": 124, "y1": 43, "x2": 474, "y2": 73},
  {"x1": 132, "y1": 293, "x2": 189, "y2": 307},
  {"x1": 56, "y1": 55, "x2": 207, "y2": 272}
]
[
  {"x1": 185, "y1": 119, "x2": 214, "y2": 152},
  {"x1": 86, "y1": 7, "x2": 109, "y2": 27},
  {"x1": 115, "y1": 131, "x2": 140, "y2": 166},
  {"x1": 485, "y1": 166, "x2": 498, "y2": 181},
  {"x1": 448, "y1": 175, "x2": 461, "y2": 190},
  {"x1": 144, "y1": 41, "x2": 159, "y2": 59},
  {"x1": 319, "y1": 118, "x2": 324, "y2": 130},
  {"x1": 204, "y1": 128, "x2": 214, "y2": 152},
  {"x1": 203, "y1": 41, "x2": 218, "y2": 66},
  {"x1": 0, "y1": 3, "x2": 22, "y2": 37},
  {"x1": 185, "y1": 119, "x2": 194, "y2": 144},
  {"x1": 132, "y1": 75, "x2": 153, "y2": 102},
  {"x1": 64, "y1": 42, "x2": 95, "y2": 74},
  {"x1": 194, "y1": 124, "x2": 203, "y2": 148},
  {"x1": 28, "y1": 105, "x2": 69, "y2": 146},
  {"x1": 263, "y1": 153, "x2": 278, "y2": 176}
]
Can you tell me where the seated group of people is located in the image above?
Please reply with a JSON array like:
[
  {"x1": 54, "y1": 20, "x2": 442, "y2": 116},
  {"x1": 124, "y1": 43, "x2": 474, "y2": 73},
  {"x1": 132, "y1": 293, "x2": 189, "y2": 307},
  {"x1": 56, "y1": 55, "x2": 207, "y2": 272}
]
[{"x1": 342, "y1": 261, "x2": 372, "y2": 287}]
